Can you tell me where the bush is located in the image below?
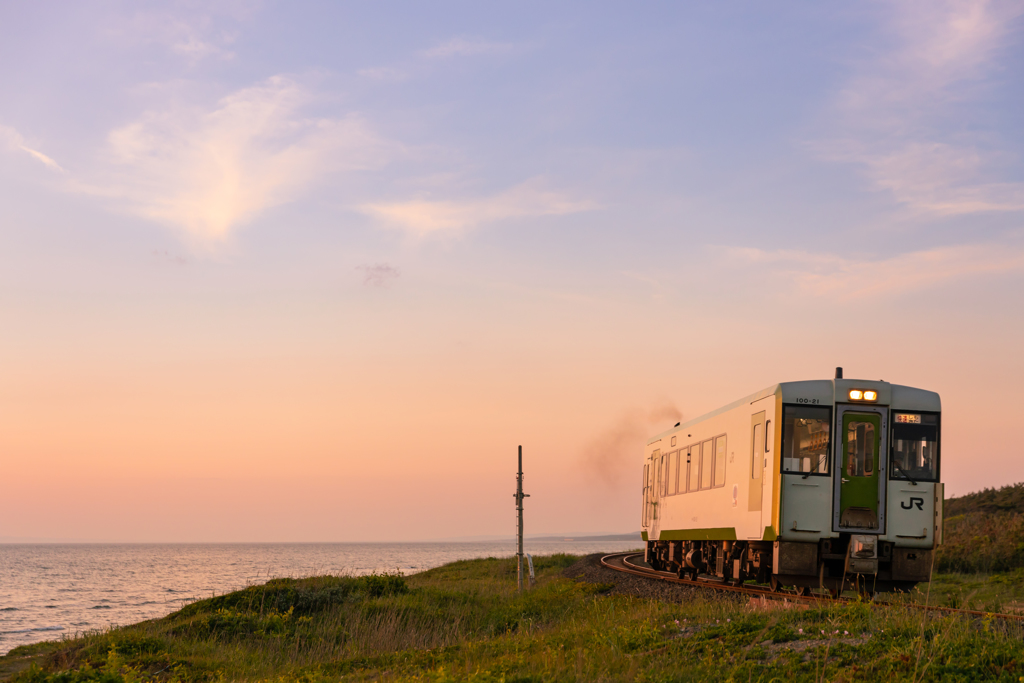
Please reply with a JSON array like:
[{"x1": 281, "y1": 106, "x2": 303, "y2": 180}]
[{"x1": 937, "y1": 511, "x2": 1024, "y2": 573}]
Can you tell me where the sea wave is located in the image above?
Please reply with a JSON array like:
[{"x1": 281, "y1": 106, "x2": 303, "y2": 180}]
[{"x1": 0, "y1": 626, "x2": 65, "y2": 634}]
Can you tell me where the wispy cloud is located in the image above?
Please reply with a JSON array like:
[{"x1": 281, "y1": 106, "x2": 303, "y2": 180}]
[
  {"x1": 358, "y1": 180, "x2": 597, "y2": 236},
  {"x1": 77, "y1": 76, "x2": 393, "y2": 242},
  {"x1": 816, "y1": 0, "x2": 1024, "y2": 215},
  {"x1": 0, "y1": 124, "x2": 65, "y2": 172},
  {"x1": 728, "y1": 243, "x2": 1024, "y2": 299},
  {"x1": 357, "y1": 263, "x2": 400, "y2": 287},
  {"x1": 422, "y1": 37, "x2": 514, "y2": 59},
  {"x1": 111, "y1": 9, "x2": 243, "y2": 64}
]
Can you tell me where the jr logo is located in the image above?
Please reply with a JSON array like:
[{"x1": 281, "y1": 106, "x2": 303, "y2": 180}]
[{"x1": 901, "y1": 497, "x2": 925, "y2": 510}]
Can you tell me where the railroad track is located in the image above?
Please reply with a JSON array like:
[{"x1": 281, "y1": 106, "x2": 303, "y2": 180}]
[{"x1": 599, "y1": 552, "x2": 1024, "y2": 622}]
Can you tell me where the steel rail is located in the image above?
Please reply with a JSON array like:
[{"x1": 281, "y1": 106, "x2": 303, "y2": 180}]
[
  {"x1": 600, "y1": 552, "x2": 832, "y2": 605},
  {"x1": 599, "y1": 552, "x2": 1024, "y2": 622}
]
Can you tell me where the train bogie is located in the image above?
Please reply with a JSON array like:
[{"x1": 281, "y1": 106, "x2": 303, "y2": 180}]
[{"x1": 640, "y1": 370, "x2": 942, "y2": 595}]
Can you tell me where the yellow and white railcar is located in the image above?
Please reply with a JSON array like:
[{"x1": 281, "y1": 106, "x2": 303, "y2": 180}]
[{"x1": 640, "y1": 369, "x2": 942, "y2": 594}]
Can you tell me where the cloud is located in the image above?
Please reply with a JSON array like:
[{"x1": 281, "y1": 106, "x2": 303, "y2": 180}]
[
  {"x1": 110, "y1": 9, "x2": 242, "y2": 64},
  {"x1": 815, "y1": 140, "x2": 1024, "y2": 215},
  {"x1": 422, "y1": 38, "x2": 514, "y2": 59},
  {"x1": 359, "y1": 180, "x2": 598, "y2": 236},
  {"x1": 728, "y1": 242, "x2": 1024, "y2": 299},
  {"x1": 356, "y1": 263, "x2": 400, "y2": 287},
  {"x1": 77, "y1": 76, "x2": 393, "y2": 242},
  {"x1": 579, "y1": 404, "x2": 683, "y2": 488},
  {"x1": 815, "y1": 0, "x2": 1024, "y2": 215},
  {"x1": 0, "y1": 124, "x2": 65, "y2": 172}
]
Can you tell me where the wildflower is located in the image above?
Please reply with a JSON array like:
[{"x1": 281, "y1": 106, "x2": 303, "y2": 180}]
[
  {"x1": 727, "y1": 619, "x2": 731, "y2": 622},
  {"x1": 844, "y1": 630, "x2": 849, "y2": 635},
  {"x1": 798, "y1": 628, "x2": 804, "y2": 634},
  {"x1": 674, "y1": 620, "x2": 680, "y2": 625}
]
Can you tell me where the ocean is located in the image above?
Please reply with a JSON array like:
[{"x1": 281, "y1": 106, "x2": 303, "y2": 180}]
[{"x1": 0, "y1": 539, "x2": 640, "y2": 655}]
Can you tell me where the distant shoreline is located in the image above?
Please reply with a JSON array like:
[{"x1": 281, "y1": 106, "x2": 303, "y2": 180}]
[{"x1": 0, "y1": 534, "x2": 643, "y2": 545}]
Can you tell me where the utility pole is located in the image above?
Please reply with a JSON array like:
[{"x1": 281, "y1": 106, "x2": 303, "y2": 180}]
[{"x1": 515, "y1": 445, "x2": 530, "y2": 592}]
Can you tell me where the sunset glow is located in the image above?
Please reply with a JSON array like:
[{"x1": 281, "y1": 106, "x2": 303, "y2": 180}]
[{"x1": 1, "y1": 2, "x2": 1023, "y2": 542}]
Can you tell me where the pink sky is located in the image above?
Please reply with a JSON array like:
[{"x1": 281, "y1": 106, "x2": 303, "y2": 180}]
[{"x1": 2, "y1": 1, "x2": 1023, "y2": 541}]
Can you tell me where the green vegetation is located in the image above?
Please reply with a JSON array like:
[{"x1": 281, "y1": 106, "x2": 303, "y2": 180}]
[
  {"x1": 939, "y1": 483, "x2": 1024, "y2": 573},
  {"x1": 4, "y1": 555, "x2": 1024, "y2": 682}
]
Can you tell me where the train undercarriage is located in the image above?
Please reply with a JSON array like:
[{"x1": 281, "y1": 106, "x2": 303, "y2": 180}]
[{"x1": 645, "y1": 535, "x2": 933, "y2": 597}]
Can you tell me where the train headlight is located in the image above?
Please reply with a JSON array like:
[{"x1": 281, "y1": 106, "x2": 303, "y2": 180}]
[{"x1": 848, "y1": 389, "x2": 878, "y2": 402}]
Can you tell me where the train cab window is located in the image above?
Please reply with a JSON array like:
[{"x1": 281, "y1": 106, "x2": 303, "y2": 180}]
[
  {"x1": 700, "y1": 439, "x2": 713, "y2": 489},
  {"x1": 782, "y1": 405, "x2": 831, "y2": 475},
  {"x1": 713, "y1": 435, "x2": 727, "y2": 487},
  {"x1": 846, "y1": 422, "x2": 875, "y2": 476},
  {"x1": 891, "y1": 413, "x2": 939, "y2": 482}
]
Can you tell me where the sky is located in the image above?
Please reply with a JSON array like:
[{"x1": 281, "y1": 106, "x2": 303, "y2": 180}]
[{"x1": 2, "y1": 1, "x2": 1023, "y2": 542}]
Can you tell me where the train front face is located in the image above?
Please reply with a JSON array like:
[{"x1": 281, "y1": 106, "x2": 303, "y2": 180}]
[{"x1": 782, "y1": 379, "x2": 942, "y2": 588}]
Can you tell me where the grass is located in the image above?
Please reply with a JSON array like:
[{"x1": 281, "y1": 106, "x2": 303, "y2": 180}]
[{"x1": 4, "y1": 554, "x2": 1024, "y2": 682}]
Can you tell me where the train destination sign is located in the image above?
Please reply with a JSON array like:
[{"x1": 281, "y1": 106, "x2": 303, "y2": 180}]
[{"x1": 894, "y1": 413, "x2": 922, "y2": 423}]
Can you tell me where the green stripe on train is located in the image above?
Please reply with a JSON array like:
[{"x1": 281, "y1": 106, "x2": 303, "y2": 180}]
[
  {"x1": 641, "y1": 531, "x2": 648, "y2": 541},
  {"x1": 654, "y1": 527, "x2": 737, "y2": 541}
]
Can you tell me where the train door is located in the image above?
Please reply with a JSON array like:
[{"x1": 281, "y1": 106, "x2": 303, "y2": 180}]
[
  {"x1": 833, "y1": 407, "x2": 888, "y2": 532},
  {"x1": 748, "y1": 412, "x2": 765, "y2": 523},
  {"x1": 642, "y1": 462, "x2": 649, "y2": 529},
  {"x1": 651, "y1": 451, "x2": 665, "y2": 539},
  {"x1": 643, "y1": 450, "x2": 660, "y2": 534}
]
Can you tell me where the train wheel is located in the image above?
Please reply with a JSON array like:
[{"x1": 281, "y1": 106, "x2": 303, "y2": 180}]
[
  {"x1": 797, "y1": 586, "x2": 812, "y2": 597},
  {"x1": 769, "y1": 576, "x2": 783, "y2": 593}
]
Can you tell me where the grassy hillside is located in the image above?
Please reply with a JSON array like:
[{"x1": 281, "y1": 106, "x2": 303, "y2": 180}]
[
  {"x1": 4, "y1": 555, "x2": 1024, "y2": 683},
  {"x1": 944, "y1": 483, "x2": 1024, "y2": 517},
  {"x1": 938, "y1": 483, "x2": 1024, "y2": 573}
]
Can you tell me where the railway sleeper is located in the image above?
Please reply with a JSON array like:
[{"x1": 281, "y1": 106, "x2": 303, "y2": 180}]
[{"x1": 646, "y1": 536, "x2": 930, "y2": 596}]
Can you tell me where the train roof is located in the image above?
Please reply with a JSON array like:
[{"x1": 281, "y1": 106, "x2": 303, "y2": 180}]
[{"x1": 647, "y1": 378, "x2": 941, "y2": 446}]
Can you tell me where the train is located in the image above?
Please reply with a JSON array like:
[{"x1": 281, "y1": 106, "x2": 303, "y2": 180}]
[{"x1": 640, "y1": 369, "x2": 942, "y2": 596}]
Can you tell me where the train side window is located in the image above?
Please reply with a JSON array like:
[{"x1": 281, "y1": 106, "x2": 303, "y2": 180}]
[
  {"x1": 700, "y1": 439, "x2": 713, "y2": 490},
  {"x1": 781, "y1": 405, "x2": 831, "y2": 475},
  {"x1": 667, "y1": 452, "x2": 676, "y2": 495},
  {"x1": 687, "y1": 449, "x2": 697, "y2": 492},
  {"x1": 673, "y1": 452, "x2": 681, "y2": 494},
  {"x1": 713, "y1": 435, "x2": 727, "y2": 487},
  {"x1": 765, "y1": 420, "x2": 772, "y2": 452}
]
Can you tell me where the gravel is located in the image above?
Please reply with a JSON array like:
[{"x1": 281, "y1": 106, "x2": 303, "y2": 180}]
[{"x1": 562, "y1": 553, "x2": 741, "y2": 605}]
